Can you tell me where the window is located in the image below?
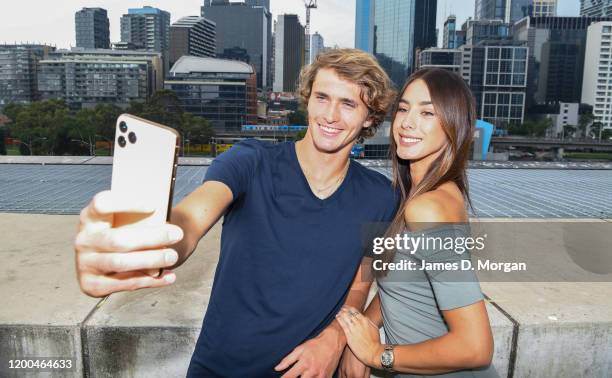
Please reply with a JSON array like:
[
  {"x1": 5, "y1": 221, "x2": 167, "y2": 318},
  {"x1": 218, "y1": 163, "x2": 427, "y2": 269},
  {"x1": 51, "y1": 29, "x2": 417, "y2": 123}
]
[
  {"x1": 514, "y1": 48, "x2": 527, "y2": 59},
  {"x1": 512, "y1": 74, "x2": 525, "y2": 85}
]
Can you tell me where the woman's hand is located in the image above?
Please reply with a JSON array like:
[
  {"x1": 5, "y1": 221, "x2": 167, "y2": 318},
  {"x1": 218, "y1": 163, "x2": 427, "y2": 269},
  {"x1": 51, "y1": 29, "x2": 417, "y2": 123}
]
[{"x1": 336, "y1": 306, "x2": 384, "y2": 369}]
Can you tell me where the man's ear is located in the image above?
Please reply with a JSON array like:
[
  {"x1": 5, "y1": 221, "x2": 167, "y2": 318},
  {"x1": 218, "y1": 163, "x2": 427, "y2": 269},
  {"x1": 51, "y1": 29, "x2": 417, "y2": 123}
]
[{"x1": 363, "y1": 119, "x2": 373, "y2": 129}]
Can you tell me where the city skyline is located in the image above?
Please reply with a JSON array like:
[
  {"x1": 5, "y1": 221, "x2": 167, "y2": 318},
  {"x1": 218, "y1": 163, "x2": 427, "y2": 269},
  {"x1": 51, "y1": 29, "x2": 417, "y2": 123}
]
[{"x1": 0, "y1": 0, "x2": 580, "y2": 50}]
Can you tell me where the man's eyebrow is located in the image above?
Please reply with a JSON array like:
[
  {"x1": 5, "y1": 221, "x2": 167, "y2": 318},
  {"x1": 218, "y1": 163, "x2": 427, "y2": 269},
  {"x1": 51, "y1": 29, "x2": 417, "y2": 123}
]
[
  {"x1": 340, "y1": 98, "x2": 357, "y2": 105},
  {"x1": 314, "y1": 91, "x2": 358, "y2": 105}
]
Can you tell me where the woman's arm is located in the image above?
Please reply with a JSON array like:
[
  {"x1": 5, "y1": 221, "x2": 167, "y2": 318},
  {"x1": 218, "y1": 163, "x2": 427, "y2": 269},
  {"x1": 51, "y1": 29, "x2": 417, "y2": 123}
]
[
  {"x1": 372, "y1": 301, "x2": 494, "y2": 374},
  {"x1": 337, "y1": 301, "x2": 493, "y2": 375},
  {"x1": 364, "y1": 293, "x2": 383, "y2": 328}
]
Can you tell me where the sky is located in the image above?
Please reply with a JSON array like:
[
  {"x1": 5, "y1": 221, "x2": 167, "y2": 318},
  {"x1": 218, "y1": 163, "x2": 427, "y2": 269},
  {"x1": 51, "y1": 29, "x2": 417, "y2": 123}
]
[{"x1": 0, "y1": 0, "x2": 580, "y2": 49}]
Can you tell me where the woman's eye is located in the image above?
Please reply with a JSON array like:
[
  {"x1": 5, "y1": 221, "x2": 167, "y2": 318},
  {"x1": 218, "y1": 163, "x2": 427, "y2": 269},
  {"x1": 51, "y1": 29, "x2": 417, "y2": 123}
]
[
  {"x1": 422, "y1": 111, "x2": 434, "y2": 116},
  {"x1": 398, "y1": 108, "x2": 408, "y2": 113}
]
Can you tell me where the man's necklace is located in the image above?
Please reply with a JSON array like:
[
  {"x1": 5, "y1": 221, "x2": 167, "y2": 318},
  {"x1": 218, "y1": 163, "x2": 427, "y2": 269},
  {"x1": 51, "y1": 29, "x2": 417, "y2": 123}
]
[{"x1": 304, "y1": 160, "x2": 350, "y2": 197}]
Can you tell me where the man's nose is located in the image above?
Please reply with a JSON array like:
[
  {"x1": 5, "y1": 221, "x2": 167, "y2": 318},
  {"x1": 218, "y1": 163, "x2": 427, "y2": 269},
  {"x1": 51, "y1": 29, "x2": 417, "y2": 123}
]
[{"x1": 324, "y1": 102, "x2": 340, "y2": 123}]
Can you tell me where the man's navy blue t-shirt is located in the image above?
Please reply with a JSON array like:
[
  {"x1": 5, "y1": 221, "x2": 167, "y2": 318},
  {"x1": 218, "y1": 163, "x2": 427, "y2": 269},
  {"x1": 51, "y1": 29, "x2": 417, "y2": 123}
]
[{"x1": 187, "y1": 139, "x2": 398, "y2": 377}]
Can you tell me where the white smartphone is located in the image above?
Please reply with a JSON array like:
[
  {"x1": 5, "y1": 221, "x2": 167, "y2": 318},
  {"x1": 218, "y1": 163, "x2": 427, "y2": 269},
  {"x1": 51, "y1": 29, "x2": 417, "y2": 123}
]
[{"x1": 111, "y1": 114, "x2": 180, "y2": 229}]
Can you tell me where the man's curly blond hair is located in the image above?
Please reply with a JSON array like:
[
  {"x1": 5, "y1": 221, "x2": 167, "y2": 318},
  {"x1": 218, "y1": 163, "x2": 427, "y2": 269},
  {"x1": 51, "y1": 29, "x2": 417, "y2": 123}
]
[{"x1": 298, "y1": 48, "x2": 396, "y2": 140}]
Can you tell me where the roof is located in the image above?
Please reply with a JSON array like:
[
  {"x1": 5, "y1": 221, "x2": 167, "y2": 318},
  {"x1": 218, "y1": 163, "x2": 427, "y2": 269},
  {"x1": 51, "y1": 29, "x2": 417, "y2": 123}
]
[
  {"x1": 171, "y1": 16, "x2": 216, "y2": 27},
  {"x1": 169, "y1": 56, "x2": 253, "y2": 75}
]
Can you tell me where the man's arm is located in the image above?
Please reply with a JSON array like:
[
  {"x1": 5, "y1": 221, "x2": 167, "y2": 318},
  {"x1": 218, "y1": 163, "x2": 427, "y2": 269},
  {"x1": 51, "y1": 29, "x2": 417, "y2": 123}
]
[
  {"x1": 167, "y1": 181, "x2": 233, "y2": 268},
  {"x1": 274, "y1": 259, "x2": 373, "y2": 377}
]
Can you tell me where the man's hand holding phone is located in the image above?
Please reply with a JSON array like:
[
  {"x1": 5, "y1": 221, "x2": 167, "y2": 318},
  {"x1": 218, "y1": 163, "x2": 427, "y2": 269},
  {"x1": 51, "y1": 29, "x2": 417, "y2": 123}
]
[{"x1": 74, "y1": 190, "x2": 183, "y2": 298}]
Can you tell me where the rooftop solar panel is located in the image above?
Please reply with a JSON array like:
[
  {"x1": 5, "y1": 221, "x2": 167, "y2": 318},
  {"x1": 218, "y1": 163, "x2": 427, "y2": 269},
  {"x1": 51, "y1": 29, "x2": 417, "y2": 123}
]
[{"x1": 1, "y1": 165, "x2": 611, "y2": 218}]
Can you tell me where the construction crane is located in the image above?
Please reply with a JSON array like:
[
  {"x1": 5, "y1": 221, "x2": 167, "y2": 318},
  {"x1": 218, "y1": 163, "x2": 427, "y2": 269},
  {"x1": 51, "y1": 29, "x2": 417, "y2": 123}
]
[{"x1": 304, "y1": 0, "x2": 318, "y2": 36}]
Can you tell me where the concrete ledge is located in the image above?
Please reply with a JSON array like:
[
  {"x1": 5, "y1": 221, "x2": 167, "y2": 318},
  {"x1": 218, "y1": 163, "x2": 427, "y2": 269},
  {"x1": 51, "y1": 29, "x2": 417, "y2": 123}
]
[
  {"x1": 0, "y1": 214, "x2": 100, "y2": 377},
  {"x1": 482, "y1": 282, "x2": 612, "y2": 377},
  {"x1": 82, "y1": 223, "x2": 221, "y2": 378},
  {"x1": 2, "y1": 214, "x2": 611, "y2": 376}
]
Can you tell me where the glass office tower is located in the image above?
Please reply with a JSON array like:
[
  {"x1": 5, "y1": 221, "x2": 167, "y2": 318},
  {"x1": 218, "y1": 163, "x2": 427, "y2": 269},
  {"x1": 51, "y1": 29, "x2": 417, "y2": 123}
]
[{"x1": 372, "y1": 0, "x2": 437, "y2": 87}]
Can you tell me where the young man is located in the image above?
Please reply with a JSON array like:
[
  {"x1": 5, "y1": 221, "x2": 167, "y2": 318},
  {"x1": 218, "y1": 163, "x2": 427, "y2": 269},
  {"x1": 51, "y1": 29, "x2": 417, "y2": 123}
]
[{"x1": 74, "y1": 49, "x2": 397, "y2": 377}]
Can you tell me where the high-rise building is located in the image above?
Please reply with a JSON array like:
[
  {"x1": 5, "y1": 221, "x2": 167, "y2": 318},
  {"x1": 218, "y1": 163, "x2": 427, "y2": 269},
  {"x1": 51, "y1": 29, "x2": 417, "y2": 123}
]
[
  {"x1": 75, "y1": 8, "x2": 110, "y2": 49},
  {"x1": 582, "y1": 21, "x2": 612, "y2": 129},
  {"x1": 581, "y1": 0, "x2": 612, "y2": 17},
  {"x1": 475, "y1": 0, "x2": 535, "y2": 24},
  {"x1": 533, "y1": 0, "x2": 557, "y2": 16},
  {"x1": 273, "y1": 15, "x2": 305, "y2": 92},
  {"x1": 308, "y1": 32, "x2": 325, "y2": 65},
  {"x1": 514, "y1": 16, "x2": 612, "y2": 109},
  {"x1": 169, "y1": 16, "x2": 216, "y2": 69},
  {"x1": 417, "y1": 48, "x2": 462, "y2": 72},
  {"x1": 120, "y1": 7, "x2": 170, "y2": 72},
  {"x1": 443, "y1": 15, "x2": 466, "y2": 49},
  {"x1": 0, "y1": 44, "x2": 55, "y2": 110},
  {"x1": 201, "y1": 0, "x2": 272, "y2": 90},
  {"x1": 460, "y1": 42, "x2": 529, "y2": 126},
  {"x1": 355, "y1": 0, "x2": 375, "y2": 52},
  {"x1": 245, "y1": 0, "x2": 270, "y2": 11},
  {"x1": 371, "y1": 0, "x2": 437, "y2": 87},
  {"x1": 165, "y1": 56, "x2": 257, "y2": 132},
  {"x1": 37, "y1": 48, "x2": 163, "y2": 110},
  {"x1": 464, "y1": 19, "x2": 511, "y2": 45}
]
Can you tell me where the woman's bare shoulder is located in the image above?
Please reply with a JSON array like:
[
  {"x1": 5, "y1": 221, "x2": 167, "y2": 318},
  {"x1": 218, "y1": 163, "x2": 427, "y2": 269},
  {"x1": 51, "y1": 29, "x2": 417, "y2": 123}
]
[{"x1": 404, "y1": 183, "x2": 467, "y2": 227}]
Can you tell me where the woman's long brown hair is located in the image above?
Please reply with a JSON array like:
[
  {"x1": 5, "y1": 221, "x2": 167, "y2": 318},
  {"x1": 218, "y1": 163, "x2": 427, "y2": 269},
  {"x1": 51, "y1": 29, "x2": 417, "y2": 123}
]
[{"x1": 377, "y1": 68, "x2": 477, "y2": 274}]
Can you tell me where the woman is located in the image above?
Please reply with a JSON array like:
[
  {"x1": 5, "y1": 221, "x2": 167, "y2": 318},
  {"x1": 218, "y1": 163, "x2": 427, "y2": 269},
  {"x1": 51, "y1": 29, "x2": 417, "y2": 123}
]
[{"x1": 336, "y1": 68, "x2": 498, "y2": 377}]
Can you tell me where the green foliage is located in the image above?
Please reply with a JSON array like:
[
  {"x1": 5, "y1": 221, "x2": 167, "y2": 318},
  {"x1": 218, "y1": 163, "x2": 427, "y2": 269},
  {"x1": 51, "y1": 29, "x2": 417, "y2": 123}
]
[
  {"x1": 0, "y1": 126, "x2": 6, "y2": 155},
  {"x1": 128, "y1": 90, "x2": 215, "y2": 150},
  {"x1": 563, "y1": 125, "x2": 577, "y2": 138},
  {"x1": 8, "y1": 99, "x2": 70, "y2": 155},
  {"x1": 578, "y1": 112, "x2": 594, "y2": 138},
  {"x1": 3, "y1": 90, "x2": 214, "y2": 155},
  {"x1": 509, "y1": 117, "x2": 552, "y2": 137},
  {"x1": 294, "y1": 129, "x2": 307, "y2": 141},
  {"x1": 129, "y1": 90, "x2": 183, "y2": 128},
  {"x1": 589, "y1": 122, "x2": 604, "y2": 139},
  {"x1": 288, "y1": 109, "x2": 308, "y2": 126}
]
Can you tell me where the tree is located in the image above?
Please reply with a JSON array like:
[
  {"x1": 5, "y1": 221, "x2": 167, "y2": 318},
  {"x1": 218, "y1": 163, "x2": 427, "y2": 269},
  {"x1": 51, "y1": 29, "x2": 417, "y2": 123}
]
[
  {"x1": 563, "y1": 125, "x2": 577, "y2": 139},
  {"x1": 294, "y1": 129, "x2": 307, "y2": 141},
  {"x1": 8, "y1": 99, "x2": 70, "y2": 155},
  {"x1": 578, "y1": 112, "x2": 594, "y2": 138},
  {"x1": 2, "y1": 103, "x2": 25, "y2": 124},
  {"x1": 0, "y1": 126, "x2": 6, "y2": 155},
  {"x1": 178, "y1": 112, "x2": 215, "y2": 152},
  {"x1": 137, "y1": 90, "x2": 184, "y2": 129},
  {"x1": 514, "y1": 117, "x2": 552, "y2": 137},
  {"x1": 589, "y1": 121, "x2": 604, "y2": 139},
  {"x1": 288, "y1": 109, "x2": 308, "y2": 126}
]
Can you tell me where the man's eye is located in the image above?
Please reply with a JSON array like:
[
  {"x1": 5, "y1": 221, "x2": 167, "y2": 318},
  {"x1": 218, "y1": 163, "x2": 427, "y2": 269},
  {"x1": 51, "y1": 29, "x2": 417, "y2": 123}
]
[
  {"x1": 398, "y1": 108, "x2": 408, "y2": 113},
  {"x1": 343, "y1": 102, "x2": 356, "y2": 108}
]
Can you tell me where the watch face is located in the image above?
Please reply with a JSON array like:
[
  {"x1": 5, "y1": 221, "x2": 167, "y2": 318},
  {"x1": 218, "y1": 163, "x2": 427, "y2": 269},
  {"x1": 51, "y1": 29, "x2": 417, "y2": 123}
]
[{"x1": 381, "y1": 350, "x2": 394, "y2": 367}]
